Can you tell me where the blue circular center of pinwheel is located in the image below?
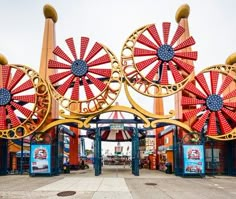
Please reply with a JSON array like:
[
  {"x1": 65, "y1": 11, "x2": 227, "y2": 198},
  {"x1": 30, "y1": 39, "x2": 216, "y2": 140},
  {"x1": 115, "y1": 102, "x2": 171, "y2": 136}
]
[
  {"x1": 71, "y1": 59, "x2": 88, "y2": 77},
  {"x1": 157, "y1": 44, "x2": 174, "y2": 61},
  {"x1": 0, "y1": 88, "x2": 11, "y2": 106},
  {"x1": 206, "y1": 94, "x2": 223, "y2": 111}
]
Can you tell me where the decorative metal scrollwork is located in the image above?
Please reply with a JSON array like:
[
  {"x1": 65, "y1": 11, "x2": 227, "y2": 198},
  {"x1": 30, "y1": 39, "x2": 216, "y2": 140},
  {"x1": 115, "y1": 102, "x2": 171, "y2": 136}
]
[
  {"x1": 0, "y1": 64, "x2": 51, "y2": 139},
  {"x1": 48, "y1": 37, "x2": 122, "y2": 115},
  {"x1": 121, "y1": 22, "x2": 197, "y2": 97},
  {"x1": 182, "y1": 64, "x2": 236, "y2": 139}
]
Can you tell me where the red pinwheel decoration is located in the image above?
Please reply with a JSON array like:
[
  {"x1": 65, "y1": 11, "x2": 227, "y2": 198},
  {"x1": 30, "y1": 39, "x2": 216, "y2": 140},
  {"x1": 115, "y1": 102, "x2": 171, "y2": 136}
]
[
  {"x1": 133, "y1": 22, "x2": 197, "y2": 84},
  {"x1": 122, "y1": 22, "x2": 197, "y2": 97},
  {"x1": 182, "y1": 68, "x2": 236, "y2": 136},
  {"x1": 0, "y1": 65, "x2": 35, "y2": 130},
  {"x1": 48, "y1": 37, "x2": 121, "y2": 115},
  {"x1": 0, "y1": 65, "x2": 50, "y2": 139}
]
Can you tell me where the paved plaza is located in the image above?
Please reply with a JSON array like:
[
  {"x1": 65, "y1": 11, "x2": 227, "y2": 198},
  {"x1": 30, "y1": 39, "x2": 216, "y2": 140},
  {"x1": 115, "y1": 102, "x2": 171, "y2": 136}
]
[{"x1": 0, "y1": 165, "x2": 236, "y2": 199}]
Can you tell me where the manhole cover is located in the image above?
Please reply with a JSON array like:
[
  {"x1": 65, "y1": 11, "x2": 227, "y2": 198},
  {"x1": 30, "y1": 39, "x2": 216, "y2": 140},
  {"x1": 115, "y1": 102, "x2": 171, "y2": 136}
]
[
  {"x1": 145, "y1": 183, "x2": 157, "y2": 186},
  {"x1": 57, "y1": 191, "x2": 76, "y2": 197}
]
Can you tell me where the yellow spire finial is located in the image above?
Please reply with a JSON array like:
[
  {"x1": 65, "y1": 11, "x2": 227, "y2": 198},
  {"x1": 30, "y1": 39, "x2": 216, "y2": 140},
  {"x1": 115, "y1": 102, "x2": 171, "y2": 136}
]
[
  {"x1": 43, "y1": 4, "x2": 58, "y2": 23},
  {"x1": 0, "y1": 53, "x2": 8, "y2": 65},
  {"x1": 175, "y1": 4, "x2": 190, "y2": 23},
  {"x1": 225, "y1": 53, "x2": 236, "y2": 65}
]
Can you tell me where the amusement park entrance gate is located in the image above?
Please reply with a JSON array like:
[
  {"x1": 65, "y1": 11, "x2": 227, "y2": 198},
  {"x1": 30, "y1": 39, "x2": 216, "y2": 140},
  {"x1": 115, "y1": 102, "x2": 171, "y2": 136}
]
[{"x1": 1, "y1": 3, "x2": 236, "y2": 178}]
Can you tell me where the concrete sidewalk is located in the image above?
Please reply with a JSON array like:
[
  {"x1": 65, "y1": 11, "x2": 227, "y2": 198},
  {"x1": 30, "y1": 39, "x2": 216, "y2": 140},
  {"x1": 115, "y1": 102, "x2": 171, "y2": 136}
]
[{"x1": 0, "y1": 165, "x2": 236, "y2": 199}]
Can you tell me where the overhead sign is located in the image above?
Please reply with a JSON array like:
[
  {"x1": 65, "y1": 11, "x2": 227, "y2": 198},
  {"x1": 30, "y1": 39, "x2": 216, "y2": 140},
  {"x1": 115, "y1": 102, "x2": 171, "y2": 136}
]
[{"x1": 110, "y1": 123, "x2": 124, "y2": 131}]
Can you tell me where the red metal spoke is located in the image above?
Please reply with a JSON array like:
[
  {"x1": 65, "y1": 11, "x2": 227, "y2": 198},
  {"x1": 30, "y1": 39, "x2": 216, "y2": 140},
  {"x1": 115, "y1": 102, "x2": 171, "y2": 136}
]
[
  {"x1": 1, "y1": 65, "x2": 11, "y2": 88},
  {"x1": 6, "y1": 105, "x2": 21, "y2": 127},
  {"x1": 192, "y1": 110, "x2": 210, "y2": 132},
  {"x1": 218, "y1": 75, "x2": 234, "y2": 95},
  {"x1": 53, "y1": 46, "x2": 73, "y2": 64},
  {"x1": 0, "y1": 106, "x2": 6, "y2": 129},
  {"x1": 85, "y1": 42, "x2": 103, "y2": 63},
  {"x1": 137, "y1": 34, "x2": 158, "y2": 50},
  {"x1": 88, "y1": 68, "x2": 111, "y2": 77},
  {"x1": 172, "y1": 57, "x2": 194, "y2": 73},
  {"x1": 10, "y1": 102, "x2": 32, "y2": 117},
  {"x1": 210, "y1": 71, "x2": 219, "y2": 94},
  {"x1": 80, "y1": 37, "x2": 89, "y2": 60},
  {"x1": 160, "y1": 62, "x2": 168, "y2": 84},
  {"x1": 86, "y1": 74, "x2": 107, "y2": 91},
  {"x1": 216, "y1": 111, "x2": 232, "y2": 134},
  {"x1": 136, "y1": 57, "x2": 158, "y2": 71},
  {"x1": 71, "y1": 77, "x2": 80, "y2": 100},
  {"x1": 174, "y1": 36, "x2": 196, "y2": 51},
  {"x1": 49, "y1": 70, "x2": 72, "y2": 84},
  {"x1": 223, "y1": 89, "x2": 236, "y2": 100},
  {"x1": 162, "y1": 22, "x2": 171, "y2": 44},
  {"x1": 48, "y1": 60, "x2": 71, "y2": 69},
  {"x1": 145, "y1": 60, "x2": 162, "y2": 81},
  {"x1": 181, "y1": 96, "x2": 205, "y2": 105},
  {"x1": 169, "y1": 61, "x2": 184, "y2": 83},
  {"x1": 170, "y1": 25, "x2": 185, "y2": 46},
  {"x1": 56, "y1": 75, "x2": 75, "y2": 96},
  {"x1": 11, "y1": 79, "x2": 33, "y2": 95},
  {"x1": 7, "y1": 70, "x2": 25, "y2": 91},
  {"x1": 174, "y1": 51, "x2": 198, "y2": 60},
  {"x1": 12, "y1": 94, "x2": 35, "y2": 103},
  {"x1": 82, "y1": 77, "x2": 94, "y2": 99},
  {"x1": 87, "y1": 54, "x2": 110, "y2": 67},
  {"x1": 183, "y1": 106, "x2": 206, "y2": 120},
  {"x1": 147, "y1": 24, "x2": 162, "y2": 46},
  {"x1": 223, "y1": 102, "x2": 236, "y2": 108},
  {"x1": 195, "y1": 73, "x2": 211, "y2": 95},
  {"x1": 134, "y1": 48, "x2": 157, "y2": 56},
  {"x1": 65, "y1": 37, "x2": 77, "y2": 60},
  {"x1": 207, "y1": 112, "x2": 217, "y2": 136},
  {"x1": 184, "y1": 82, "x2": 207, "y2": 99},
  {"x1": 221, "y1": 107, "x2": 236, "y2": 122}
]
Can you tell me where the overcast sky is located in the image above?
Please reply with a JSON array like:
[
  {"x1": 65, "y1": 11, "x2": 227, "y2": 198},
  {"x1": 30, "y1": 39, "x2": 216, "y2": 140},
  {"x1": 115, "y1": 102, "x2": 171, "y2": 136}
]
[
  {"x1": 1, "y1": 0, "x2": 236, "y2": 70},
  {"x1": 1, "y1": 0, "x2": 236, "y2": 152}
]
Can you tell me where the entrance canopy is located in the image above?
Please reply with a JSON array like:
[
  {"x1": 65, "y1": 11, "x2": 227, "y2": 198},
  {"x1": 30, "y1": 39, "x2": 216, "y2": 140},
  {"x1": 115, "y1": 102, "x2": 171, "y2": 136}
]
[{"x1": 86, "y1": 105, "x2": 147, "y2": 142}]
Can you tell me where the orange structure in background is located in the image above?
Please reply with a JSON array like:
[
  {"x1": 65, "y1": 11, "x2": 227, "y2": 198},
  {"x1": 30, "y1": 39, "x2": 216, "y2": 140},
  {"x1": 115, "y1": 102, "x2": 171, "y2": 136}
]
[
  {"x1": 39, "y1": 5, "x2": 59, "y2": 138},
  {"x1": 40, "y1": 5, "x2": 80, "y2": 169},
  {"x1": 154, "y1": 4, "x2": 193, "y2": 172},
  {"x1": 153, "y1": 95, "x2": 164, "y2": 170},
  {"x1": 174, "y1": 4, "x2": 195, "y2": 133}
]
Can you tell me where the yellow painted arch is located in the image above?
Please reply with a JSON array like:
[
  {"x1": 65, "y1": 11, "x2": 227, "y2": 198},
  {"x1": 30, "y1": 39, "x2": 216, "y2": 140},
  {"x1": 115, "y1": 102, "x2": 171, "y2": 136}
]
[
  {"x1": 151, "y1": 119, "x2": 193, "y2": 133},
  {"x1": 84, "y1": 105, "x2": 151, "y2": 128},
  {"x1": 38, "y1": 119, "x2": 84, "y2": 132}
]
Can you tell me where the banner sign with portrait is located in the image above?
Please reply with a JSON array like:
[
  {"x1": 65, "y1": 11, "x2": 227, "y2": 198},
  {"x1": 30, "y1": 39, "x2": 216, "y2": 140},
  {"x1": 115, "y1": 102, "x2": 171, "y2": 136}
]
[
  {"x1": 30, "y1": 144, "x2": 51, "y2": 174},
  {"x1": 183, "y1": 145, "x2": 205, "y2": 174}
]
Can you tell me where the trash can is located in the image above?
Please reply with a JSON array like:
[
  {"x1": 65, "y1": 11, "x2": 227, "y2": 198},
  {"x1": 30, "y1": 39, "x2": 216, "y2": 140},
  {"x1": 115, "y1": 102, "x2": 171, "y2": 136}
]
[
  {"x1": 63, "y1": 163, "x2": 70, "y2": 174},
  {"x1": 165, "y1": 162, "x2": 172, "y2": 174}
]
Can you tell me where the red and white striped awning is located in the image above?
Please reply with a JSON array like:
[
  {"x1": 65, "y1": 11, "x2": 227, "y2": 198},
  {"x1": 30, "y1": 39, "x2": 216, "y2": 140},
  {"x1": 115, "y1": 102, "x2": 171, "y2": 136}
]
[{"x1": 87, "y1": 103, "x2": 146, "y2": 142}]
